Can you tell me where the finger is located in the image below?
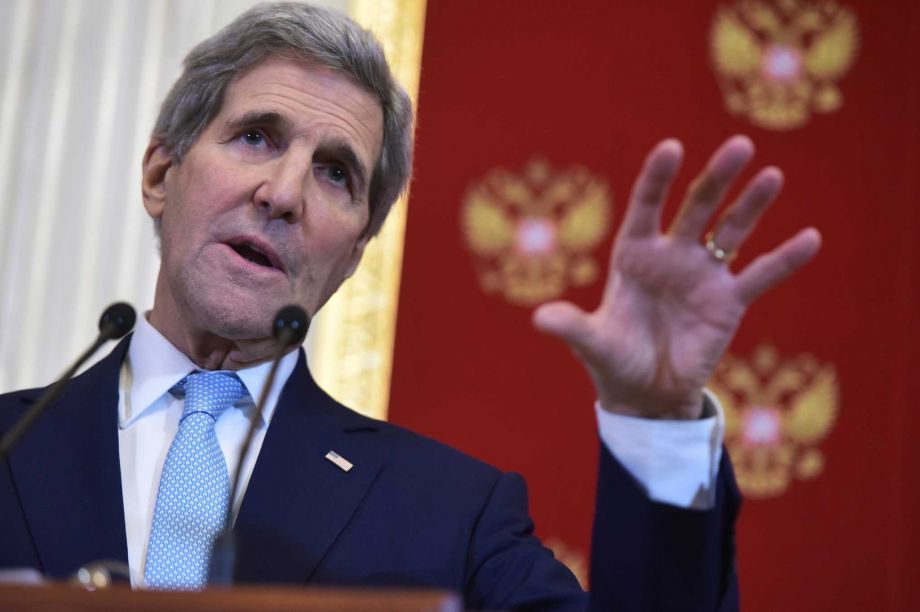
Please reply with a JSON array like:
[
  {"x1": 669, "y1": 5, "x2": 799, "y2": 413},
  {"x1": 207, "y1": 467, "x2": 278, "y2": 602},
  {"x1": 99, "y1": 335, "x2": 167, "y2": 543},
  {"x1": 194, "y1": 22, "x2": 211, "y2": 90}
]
[
  {"x1": 668, "y1": 135, "x2": 754, "y2": 240},
  {"x1": 736, "y1": 228, "x2": 822, "y2": 304},
  {"x1": 709, "y1": 166, "x2": 783, "y2": 255},
  {"x1": 619, "y1": 139, "x2": 684, "y2": 239},
  {"x1": 532, "y1": 301, "x2": 593, "y2": 352}
]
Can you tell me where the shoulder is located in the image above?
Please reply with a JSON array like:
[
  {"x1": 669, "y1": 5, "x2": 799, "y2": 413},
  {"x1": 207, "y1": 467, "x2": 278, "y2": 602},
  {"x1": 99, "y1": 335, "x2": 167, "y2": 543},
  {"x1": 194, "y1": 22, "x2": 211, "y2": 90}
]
[
  {"x1": 0, "y1": 377, "x2": 47, "y2": 418},
  {"x1": 328, "y1": 397, "x2": 508, "y2": 494},
  {"x1": 381, "y1": 416, "x2": 504, "y2": 484},
  {"x1": 0, "y1": 336, "x2": 129, "y2": 429},
  {"x1": 292, "y1": 356, "x2": 507, "y2": 495},
  {"x1": 0, "y1": 386, "x2": 43, "y2": 404},
  {"x1": 0, "y1": 386, "x2": 43, "y2": 429}
]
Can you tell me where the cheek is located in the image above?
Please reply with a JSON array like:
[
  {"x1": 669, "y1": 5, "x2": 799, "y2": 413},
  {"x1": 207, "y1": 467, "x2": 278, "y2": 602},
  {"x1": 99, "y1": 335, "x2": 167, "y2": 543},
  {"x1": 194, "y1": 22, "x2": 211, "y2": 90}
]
[
  {"x1": 164, "y1": 168, "x2": 236, "y2": 239},
  {"x1": 294, "y1": 221, "x2": 364, "y2": 287},
  {"x1": 313, "y1": 220, "x2": 365, "y2": 267}
]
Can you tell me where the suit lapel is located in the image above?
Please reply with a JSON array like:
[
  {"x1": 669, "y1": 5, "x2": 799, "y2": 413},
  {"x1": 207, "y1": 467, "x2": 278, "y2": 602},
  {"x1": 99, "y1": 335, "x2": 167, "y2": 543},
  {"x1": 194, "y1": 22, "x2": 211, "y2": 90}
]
[
  {"x1": 234, "y1": 351, "x2": 385, "y2": 584},
  {"x1": 6, "y1": 342, "x2": 384, "y2": 583},
  {"x1": 6, "y1": 337, "x2": 130, "y2": 577}
]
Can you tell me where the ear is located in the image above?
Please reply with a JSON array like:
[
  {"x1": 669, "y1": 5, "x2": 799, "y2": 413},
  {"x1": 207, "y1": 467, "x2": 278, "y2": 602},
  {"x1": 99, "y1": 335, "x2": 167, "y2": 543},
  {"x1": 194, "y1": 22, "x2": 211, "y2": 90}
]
[
  {"x1": 141, "y1": 140, "x2": 173, "y2": 220},
  {"x1": 343, "y1": 235, "x2": 371, "y2": 280}
]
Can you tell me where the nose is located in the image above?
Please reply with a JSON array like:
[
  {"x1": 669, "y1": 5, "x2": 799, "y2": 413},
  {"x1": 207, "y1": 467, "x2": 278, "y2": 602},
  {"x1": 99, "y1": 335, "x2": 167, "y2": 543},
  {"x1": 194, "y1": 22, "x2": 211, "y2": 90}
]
[{"x1": 253, "y1": 152, "x2": 307, "y2": 223}]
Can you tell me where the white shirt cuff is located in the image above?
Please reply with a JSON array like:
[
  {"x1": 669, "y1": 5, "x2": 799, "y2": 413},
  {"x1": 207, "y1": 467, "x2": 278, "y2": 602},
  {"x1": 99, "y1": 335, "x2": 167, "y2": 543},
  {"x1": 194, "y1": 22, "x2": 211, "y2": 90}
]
[{"x1": 595, "y1": 389, "x2": 725, "y2": 510}]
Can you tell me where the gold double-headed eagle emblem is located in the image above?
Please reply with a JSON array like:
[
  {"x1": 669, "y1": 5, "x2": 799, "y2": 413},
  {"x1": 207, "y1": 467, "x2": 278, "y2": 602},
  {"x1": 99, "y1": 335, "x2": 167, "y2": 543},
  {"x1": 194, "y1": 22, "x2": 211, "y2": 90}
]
[
  {"x1": 461, "y1": 159, "x2": 611, "y2": 306},
  {"x1": 710, "y1": 345, "x2": 839, "y2": 498},
  {"x1": 710, "y1": 0, "x2": 859, "y2": 130}
]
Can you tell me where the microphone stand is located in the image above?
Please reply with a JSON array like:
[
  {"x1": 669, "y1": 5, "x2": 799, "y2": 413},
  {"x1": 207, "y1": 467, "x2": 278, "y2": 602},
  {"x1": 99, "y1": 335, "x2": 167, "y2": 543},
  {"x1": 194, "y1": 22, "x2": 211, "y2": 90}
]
[
  {"x1": 0, "y1": 303, "x2": 135, "y2": 461},
  {"x1": 208, "y1": 305, "x2": 309, "y2": 586}
]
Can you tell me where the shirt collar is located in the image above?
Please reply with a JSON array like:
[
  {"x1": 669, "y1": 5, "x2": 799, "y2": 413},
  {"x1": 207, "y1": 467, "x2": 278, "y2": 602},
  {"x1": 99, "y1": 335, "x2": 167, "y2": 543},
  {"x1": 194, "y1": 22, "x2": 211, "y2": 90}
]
[{"x1": 121, "y1": 313, "x2": 299, "y2": 428}]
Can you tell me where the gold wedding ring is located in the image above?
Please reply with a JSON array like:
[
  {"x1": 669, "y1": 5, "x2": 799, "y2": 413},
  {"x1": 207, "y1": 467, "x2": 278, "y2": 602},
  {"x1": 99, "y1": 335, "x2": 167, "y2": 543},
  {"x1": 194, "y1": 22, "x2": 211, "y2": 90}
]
[{"x1": 704, "y1": 232, "x2": 737, "y2": 264}]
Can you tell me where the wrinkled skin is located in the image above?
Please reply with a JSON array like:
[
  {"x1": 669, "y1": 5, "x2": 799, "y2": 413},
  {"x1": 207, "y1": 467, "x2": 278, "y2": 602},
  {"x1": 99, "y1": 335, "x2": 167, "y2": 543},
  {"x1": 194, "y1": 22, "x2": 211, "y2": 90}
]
[
  {"x1": 141, "y1": 59, "x2": 383, "y2": 370},
  {"x1": 533, "y1": 136, "x2": 821, "y2": 419}
]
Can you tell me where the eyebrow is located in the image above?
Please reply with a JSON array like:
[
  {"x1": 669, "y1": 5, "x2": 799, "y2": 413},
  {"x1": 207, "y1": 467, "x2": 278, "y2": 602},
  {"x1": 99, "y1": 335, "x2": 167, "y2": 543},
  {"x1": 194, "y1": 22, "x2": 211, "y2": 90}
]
[
  {"x1": 223, "y1": 110, "x2": 371, "y2": 195},
  {"x1": 223, "y1": 110, "x2": 292, "y2": 134}
]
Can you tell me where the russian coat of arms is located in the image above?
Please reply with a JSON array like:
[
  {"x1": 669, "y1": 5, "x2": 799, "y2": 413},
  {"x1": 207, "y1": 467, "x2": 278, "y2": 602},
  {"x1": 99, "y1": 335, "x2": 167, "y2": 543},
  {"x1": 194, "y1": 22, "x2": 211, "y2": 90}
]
[
  {"x1": 461, "y1": 159, "x2": 611, "y2": 306},
  {"x1": 710, "y1": 0, "x2": 859, "y2": 130},
  {"x1": 709, "y1": 345, "x2": 839, "y2": 498}
]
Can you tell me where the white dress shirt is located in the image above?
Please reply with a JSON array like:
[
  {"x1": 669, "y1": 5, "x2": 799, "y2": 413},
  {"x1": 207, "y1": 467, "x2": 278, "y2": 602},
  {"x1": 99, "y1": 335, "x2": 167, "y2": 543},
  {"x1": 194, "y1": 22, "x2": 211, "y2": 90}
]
[
  {"x1": 117, "y1": 314, "x2": 724, "y2": 587},
  {"x1": 595, "y1": 393, "x2": 724, "y2": 510},
  {"x1": 117, "y1": 315, "x2": 297, "y2": 587}
]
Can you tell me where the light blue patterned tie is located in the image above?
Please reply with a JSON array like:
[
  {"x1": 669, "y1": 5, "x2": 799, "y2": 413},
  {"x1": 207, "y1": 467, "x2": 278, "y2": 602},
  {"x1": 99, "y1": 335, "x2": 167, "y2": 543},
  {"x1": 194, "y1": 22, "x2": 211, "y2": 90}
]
[{"x1": 144, "y1": 371, "x2": 246, "y2": 590}]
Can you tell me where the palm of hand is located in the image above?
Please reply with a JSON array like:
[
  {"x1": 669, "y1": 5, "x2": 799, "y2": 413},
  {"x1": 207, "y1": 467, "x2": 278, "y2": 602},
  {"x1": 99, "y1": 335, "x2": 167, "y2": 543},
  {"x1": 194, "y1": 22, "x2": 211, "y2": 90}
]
[
  {"x1": 534, "y1": 137, "x2": 821, "y2": 419},
  {"x1": 584, "y1": 236, "x2": 744, "y2": 418}
]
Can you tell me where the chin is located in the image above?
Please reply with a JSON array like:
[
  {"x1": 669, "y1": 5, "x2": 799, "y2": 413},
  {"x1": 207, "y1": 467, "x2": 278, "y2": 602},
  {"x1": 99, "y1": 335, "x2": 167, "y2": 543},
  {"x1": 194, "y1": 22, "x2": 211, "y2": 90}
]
[{"x1": 187, "y1": 290, "x2": 280, "y2": 340}]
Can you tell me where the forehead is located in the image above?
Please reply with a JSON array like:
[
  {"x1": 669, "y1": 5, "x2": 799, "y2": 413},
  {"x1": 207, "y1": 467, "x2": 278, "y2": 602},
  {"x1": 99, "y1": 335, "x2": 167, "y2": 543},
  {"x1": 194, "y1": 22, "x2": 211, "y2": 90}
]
[{"x1": 217, "y1": 57, "x2": 384, "y2": 166}]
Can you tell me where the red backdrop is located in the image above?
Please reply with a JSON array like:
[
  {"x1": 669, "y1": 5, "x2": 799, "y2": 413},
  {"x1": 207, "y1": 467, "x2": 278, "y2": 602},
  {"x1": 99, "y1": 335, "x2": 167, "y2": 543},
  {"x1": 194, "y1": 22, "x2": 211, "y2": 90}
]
[{"x1": 388, "y1": 1, "x2": 920, "y2": 609}]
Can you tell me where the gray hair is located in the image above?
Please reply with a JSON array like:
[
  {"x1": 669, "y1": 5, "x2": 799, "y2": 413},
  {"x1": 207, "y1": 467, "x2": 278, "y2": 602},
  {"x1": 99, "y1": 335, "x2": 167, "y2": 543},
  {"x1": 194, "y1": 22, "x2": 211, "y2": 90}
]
[{"x1": 152, "y1": 1, "x2": 414, "y2": 237}]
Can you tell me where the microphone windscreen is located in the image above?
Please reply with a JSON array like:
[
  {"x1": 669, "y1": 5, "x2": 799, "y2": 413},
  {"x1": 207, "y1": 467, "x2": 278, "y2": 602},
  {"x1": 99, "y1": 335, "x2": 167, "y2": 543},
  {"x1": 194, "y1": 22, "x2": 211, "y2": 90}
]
[
  {"x1": 273, "y1": 305, "x2": 309, "y2": 346},
  {"x1": 98, "y1": 303, "x2": 136, "y2": 340}
]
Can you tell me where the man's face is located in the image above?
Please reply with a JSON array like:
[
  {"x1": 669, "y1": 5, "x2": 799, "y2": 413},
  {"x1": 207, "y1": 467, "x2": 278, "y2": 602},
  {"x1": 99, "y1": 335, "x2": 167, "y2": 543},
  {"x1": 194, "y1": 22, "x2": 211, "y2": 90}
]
[{"x1": 144, "y1": 58, "x2": 383, "y2": 340}]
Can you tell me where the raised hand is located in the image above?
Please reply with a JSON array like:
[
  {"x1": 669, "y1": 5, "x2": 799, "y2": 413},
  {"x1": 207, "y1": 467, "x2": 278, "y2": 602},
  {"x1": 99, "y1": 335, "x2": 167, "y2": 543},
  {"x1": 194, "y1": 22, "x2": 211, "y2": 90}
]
[{"x1": 533, "y1": 136, "x2": 821, "y2": 420}]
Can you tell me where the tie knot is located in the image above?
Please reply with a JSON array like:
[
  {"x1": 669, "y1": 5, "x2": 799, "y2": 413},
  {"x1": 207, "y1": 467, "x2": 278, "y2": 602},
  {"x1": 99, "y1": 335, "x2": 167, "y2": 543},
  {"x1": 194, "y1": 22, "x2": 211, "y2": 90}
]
[{"x1": 173, "y1": 371, "x2": 246, "y2": 422}]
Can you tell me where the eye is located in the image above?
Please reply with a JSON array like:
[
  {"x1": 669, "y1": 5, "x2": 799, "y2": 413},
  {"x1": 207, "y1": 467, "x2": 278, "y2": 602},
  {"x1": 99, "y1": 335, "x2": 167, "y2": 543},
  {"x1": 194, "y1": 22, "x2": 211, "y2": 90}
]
[
  {"x1": 327, "y1": 166, "x2": 348, "y2": 186},
  {"x1": 240, "y1": 129, "x2": 267, "y2": 148},
  {"x1": 318, "y1": 164, "x2": 350, "y2": 189}
]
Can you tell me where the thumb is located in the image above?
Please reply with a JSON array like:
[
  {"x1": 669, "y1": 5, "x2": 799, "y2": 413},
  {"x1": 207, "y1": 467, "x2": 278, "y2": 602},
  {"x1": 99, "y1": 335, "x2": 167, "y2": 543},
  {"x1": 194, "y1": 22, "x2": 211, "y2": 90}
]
[{"x1": 532, "y1": 301, "x2": 593, "y2": 351}]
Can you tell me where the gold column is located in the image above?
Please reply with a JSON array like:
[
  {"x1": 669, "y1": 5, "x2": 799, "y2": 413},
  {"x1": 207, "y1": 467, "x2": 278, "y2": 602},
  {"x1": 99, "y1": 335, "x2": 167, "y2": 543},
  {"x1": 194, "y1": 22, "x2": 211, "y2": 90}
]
[{"x1": 310, "y1": 0, "x2": 427, "y2": 420}]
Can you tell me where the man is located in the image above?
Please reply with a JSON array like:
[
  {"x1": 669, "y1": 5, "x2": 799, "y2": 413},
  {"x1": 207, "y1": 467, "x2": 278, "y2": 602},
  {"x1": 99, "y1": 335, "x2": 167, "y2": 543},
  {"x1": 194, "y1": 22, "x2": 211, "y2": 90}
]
[{"x1": 0, "y1": 2, "x2": 821, "y2": 610}]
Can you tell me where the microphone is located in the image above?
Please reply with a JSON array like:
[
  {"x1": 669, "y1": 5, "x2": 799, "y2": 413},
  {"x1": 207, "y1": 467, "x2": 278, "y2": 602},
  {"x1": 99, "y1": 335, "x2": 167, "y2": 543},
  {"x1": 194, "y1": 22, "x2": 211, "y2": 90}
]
[
  {"x1": 208, "y1": 305, "x2": 309, "y2": 586},
  {"x1": 0, "y1": 303, "x2": 136, "y2": 460},
  {"x1": 271, "y1": 305, "x2": 310, "y2": 349},
  {"x1": 98, "y1": 303, "x2": 136, "y2": 341}
]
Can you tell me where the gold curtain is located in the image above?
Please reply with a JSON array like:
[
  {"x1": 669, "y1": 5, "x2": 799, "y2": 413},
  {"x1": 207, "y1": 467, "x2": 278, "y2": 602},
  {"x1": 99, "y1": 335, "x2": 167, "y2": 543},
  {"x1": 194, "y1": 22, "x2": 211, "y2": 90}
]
[{"x1": 310, "y1": 0, "x2": 427, "y2": 420}]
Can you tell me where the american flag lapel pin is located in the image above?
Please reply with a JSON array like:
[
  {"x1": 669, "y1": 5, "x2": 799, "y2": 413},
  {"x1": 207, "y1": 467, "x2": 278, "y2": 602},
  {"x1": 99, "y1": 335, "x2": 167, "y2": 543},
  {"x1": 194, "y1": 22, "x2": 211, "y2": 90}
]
[{"x1": 325, "y1": 450, "x2": 353, "y2": 472}]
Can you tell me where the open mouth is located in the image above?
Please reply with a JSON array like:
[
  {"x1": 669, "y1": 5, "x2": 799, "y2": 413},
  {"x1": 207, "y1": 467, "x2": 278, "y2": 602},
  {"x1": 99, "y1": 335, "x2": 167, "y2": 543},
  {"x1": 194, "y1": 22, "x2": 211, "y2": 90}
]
[{"x1": 227, "y1": 240, "x2": 282, "y2": 272}]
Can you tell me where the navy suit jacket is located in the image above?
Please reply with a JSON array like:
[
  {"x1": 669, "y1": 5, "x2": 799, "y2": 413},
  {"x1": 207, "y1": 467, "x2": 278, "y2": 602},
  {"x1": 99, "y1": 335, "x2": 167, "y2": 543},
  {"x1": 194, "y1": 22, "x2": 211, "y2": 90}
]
[{"x1": 1, "y1": 337, "x2": 741, "y2": 610}]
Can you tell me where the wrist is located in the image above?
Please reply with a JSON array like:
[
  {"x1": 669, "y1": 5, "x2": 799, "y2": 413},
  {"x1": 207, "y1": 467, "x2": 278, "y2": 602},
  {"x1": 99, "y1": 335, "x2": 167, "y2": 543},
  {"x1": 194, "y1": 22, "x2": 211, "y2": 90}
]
[{"x1": 597, "y1": 391, "x2": 705, "y2": 420}]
